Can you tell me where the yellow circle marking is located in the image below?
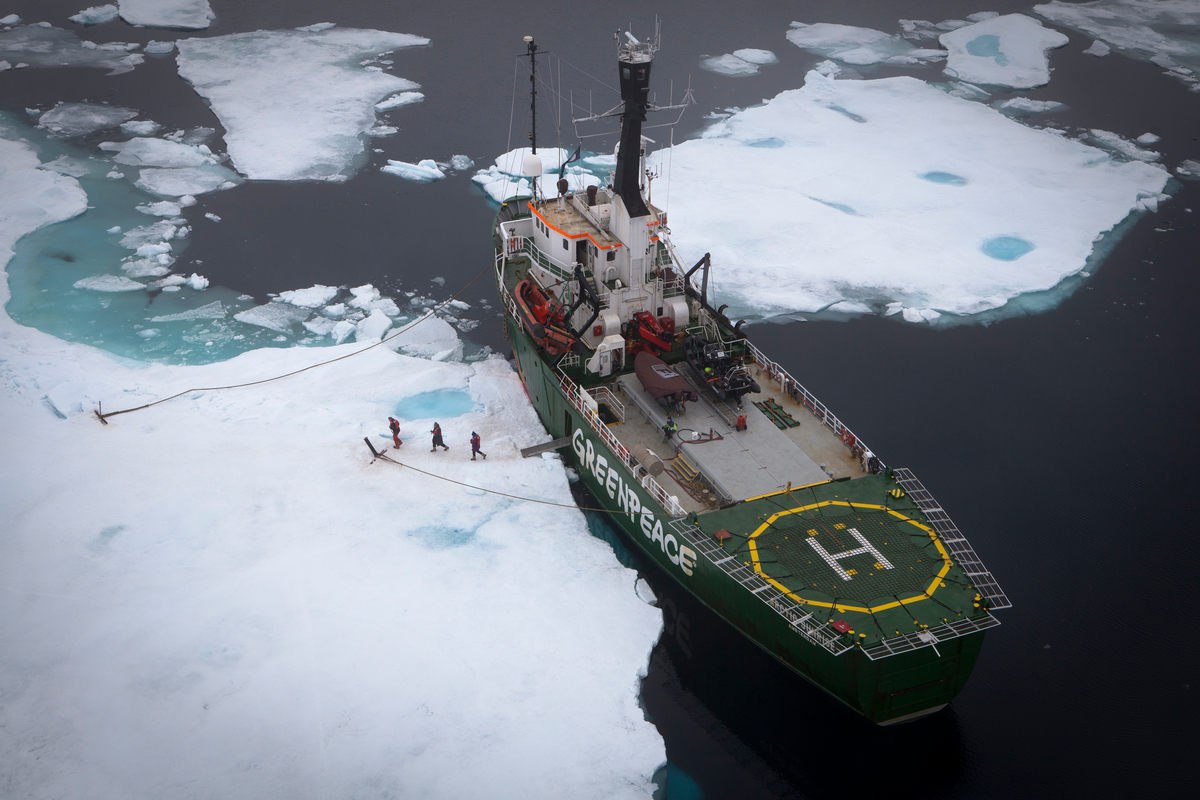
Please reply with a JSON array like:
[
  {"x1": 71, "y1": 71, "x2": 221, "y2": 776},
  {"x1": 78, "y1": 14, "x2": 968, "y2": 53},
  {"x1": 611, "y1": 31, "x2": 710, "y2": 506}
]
[{"x1": 745, "y1": 501, "x2": 953, "y2": 613}]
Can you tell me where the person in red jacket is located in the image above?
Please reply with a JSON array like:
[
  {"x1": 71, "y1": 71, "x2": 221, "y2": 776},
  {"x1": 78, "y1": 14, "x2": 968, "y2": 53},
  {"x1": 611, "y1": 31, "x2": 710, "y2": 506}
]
[
  {"x1": 388, "y1": 417, "x2": 403, "y2": 449},
  {"x1": 431, "y1": 422, "x2": 448, "y2": 452},
  {"x1": 470, "y1": 432, "x2": 487, "y2": 461}
]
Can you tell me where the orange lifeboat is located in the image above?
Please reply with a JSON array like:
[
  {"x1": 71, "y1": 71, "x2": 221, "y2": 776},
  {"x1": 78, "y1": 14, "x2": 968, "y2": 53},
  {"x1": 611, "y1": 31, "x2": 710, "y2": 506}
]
[{"x1": 514, "y1": 279, "x2": 580, "y2": 356}]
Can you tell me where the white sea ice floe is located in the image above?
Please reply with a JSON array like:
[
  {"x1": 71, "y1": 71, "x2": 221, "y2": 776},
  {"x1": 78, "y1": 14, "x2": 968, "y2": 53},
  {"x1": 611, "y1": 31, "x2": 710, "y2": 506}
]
[
  {"x1": 100, "y1": 136, "x2": 215, "y2": 167},
  {"x1": 204, "y1": 212, "x2": 221, "y2": 222},
  {"x1": 0, "y1": 24, "x2": 143, "y2": 74},
  {"x1": 449, "y1": 154, "x2": 473, "y2": 171},
  {"x1": 1136, "y1": 132, "x2": 1160, "y2": 144},
  {"x1": 330, "y1": 318, "x2": 356, "y2": 343},
  {"x1": 136, "y1": 200, "x2": 182, "y2": 216},
  {"x1": 655, "y1": 69, "x2": 1170, "y2": 322},
  {"x1": 998, "y1": 97, "x2": 1065, "y2": 113},
  {"x1": 381, "y1": 158, "x2": 445, "y2": 182},
  {"x1": 176, "y1": 28, "x2": 429, "y2": 181},
  {"x1": 233, "y1": 301, "x2": 311, "y2": 332},
  {"x1": 296, "y1": 22, "x2": 337, "y2": 32},
  {"x1": 701, "y1": 48, "x2": 779, "y2": 77},
  {"x1": 1083, "y1": 39, "x2": 1112, "y2": 57},
  {"x1": 1, "y1": 14, "x2": 20, "y2": 25},
  {"x1": 349, "y1": 284, "x2": 401, "y2": 316},
  {"x1": 147, "y1": 299, "x2": 225, "y2": 321},
  {"x1": 939, "y1": 14, "x2": 1069, "y2": 89},
  {"x1": 1036, "y1": 0, "x2": 1200, "y2": 90},
  {"x1": 120, "y1": 119, "x2": 161, "y2": 136},
  {"x1": 134, "y1": 164, "x2": 242, "y2": 197},
  {"x1": 186, "y1": 273, "x2": 208, "y2": 290},
  {"x1": 70, "y1": 5, "x2": 119, "y2": 25},
  {"x1": 355, "y1": 308, "x2": 393, "y2": 342},
  {"x1": 473, "y1": 147, "x2": 600, "y2": 203},
  {"x1": 39, "y1": 102, "x2": 136, "y2": 136},
  {"x1": 39, "y1": 155, "x2": 93, "y2": 177},
  {"x1": 279, "y1": 284, "x2": 340, "y2": 308},
  {"x1": 302, "y1": 316, "x2": 338, "y2": 336},
  {"x1": 1176, "y1": 159, "x2": 1200, "y2": 179},
  {"x1": 1087, "y1": 128, "x2": 1160, "y2": 161},
  {"x1": 118, "y1": 0, "x2": 214, "y2": 30},
  {"x1": 387, "y1": 313, "x2": 462, "y2": 360},
  {"x1": 787, "y1": 22, "x2": 946, "y2": 66},
  {"x1": 376, "y1": 91, "x2": 424, "y2": 110},
  {"x1": 73, "y1": 274, "x2": 146, "y2": 292},
  {"x1": 143, "y1": 40, "x2": 175, "y2": 54}
]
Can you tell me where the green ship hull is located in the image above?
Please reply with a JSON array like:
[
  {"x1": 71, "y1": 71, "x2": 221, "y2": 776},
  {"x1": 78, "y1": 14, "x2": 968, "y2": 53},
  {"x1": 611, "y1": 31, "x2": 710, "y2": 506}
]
[
  {"x1": 503, "y1": 306, "x2": 994, "y2": 724},
  {"x1": 491, "y1": 32, "x2": 1007, "y2": 725}
]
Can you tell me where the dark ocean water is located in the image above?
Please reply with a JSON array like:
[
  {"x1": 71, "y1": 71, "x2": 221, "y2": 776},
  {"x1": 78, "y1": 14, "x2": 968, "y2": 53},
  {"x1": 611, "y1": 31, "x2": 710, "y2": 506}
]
[{"x1": 4, "y1": 0, "x2": 1197, "y2": 796}]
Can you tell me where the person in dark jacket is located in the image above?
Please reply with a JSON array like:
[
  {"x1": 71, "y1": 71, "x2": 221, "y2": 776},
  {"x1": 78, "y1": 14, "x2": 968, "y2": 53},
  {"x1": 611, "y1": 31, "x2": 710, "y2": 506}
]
[
  {"x1": 470, "y1": 432, "x2": 487, "y2": 461},
  {"x1": 388, "y1": 417, "x2": 403, "y2": 449},
  {"x1": 431, "y1": 422, "x2": 448, "y2": 452}
]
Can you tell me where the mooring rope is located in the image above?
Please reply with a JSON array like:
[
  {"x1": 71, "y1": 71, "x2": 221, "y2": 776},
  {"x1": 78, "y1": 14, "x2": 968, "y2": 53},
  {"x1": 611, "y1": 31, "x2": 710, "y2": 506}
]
[
  {"x1": 95, "y1": 262, "x2": 495, "y2": 424},
  {"x1": 368, "y1": 443, "x2": 614, "y2": 512}
]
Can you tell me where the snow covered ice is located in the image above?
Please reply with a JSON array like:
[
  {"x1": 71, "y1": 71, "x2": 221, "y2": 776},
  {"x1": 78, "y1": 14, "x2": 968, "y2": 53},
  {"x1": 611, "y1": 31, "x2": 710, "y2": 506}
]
[
  {"x1": 939, "y1": 14, "x2": 1069, "y2": 90},
  {"x1": 0, "y1": 119, "x2": 666, "y2": 798},
  {"x1": 654, "y1": 69, "x2": 1169, "y2": 322},
  {"x1": 175, "y1": 28, "x2": 430, "y2": 181},
  {"x1": 701, "y1": 49, "x2": 778, "y2": 76},
  {"x1": 1036, "y1": 0, "x2": 1200, "y2": 91}
]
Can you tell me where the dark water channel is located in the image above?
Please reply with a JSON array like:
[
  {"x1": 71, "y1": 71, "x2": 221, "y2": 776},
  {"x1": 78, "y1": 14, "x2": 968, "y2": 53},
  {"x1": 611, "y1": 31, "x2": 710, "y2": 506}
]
[{"x1": 4, "y1": 0, "x2": 1198, "y2": 796}]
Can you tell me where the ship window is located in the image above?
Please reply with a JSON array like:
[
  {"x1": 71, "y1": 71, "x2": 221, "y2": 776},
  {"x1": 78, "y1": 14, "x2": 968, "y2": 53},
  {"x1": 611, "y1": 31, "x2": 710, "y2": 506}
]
[
  {"x1": 622, "y1": 67, "x2": 630, "y2": 80},
  {"x1": 606, "y1": 251, "x2": 616, "y2": 261},
  {"x1": 562, "y1": 238, "x2": 569, "y2": 250},
  {"x1": 637, "y1": 68, "x2": 645, "y2": 80}
]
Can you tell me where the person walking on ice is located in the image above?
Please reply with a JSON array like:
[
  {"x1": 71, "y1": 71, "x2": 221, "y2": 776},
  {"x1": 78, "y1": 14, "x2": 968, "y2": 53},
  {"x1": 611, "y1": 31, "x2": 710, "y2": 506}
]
[
  {"x1": 431, "y1": 422, "x2": 449, "y2": 452},
  {"x1": 470, "y1": 432, "x2": 487, "y2": 461},
  {"x1": 388, "y1": 417, "x2": 403, "y2": 449}
]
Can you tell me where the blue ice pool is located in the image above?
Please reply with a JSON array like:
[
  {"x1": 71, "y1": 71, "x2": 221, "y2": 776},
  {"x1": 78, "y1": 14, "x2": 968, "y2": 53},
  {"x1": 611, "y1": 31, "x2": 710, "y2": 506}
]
[
  {"x1": 966, "y1": 35, "x2": 1009, "y2": 66},
  {"x1": 982, "y1": 236, "x2": 1035, "y2": 261},
  {"x1": 920, "y1": 171, "x2": 968, "y2": 186},
  {"x1": 395, "y1": 389, "x2": 476, "y2": 419}
]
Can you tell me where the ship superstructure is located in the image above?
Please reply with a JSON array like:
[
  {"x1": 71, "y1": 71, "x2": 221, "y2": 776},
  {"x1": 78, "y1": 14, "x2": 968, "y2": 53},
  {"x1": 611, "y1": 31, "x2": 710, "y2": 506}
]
[{"x1": 493, "y1": 33, "x2": 1009, "y2": 724}]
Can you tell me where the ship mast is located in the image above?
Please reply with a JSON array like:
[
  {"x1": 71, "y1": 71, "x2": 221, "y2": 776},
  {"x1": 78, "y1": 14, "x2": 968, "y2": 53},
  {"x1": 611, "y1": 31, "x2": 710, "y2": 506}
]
[
  {"x1": 524, "y1": 36, "x2": 538, "y2": 155},
  {"x1": 613, "y1": 31, "x2": 653, "y2": 218}
]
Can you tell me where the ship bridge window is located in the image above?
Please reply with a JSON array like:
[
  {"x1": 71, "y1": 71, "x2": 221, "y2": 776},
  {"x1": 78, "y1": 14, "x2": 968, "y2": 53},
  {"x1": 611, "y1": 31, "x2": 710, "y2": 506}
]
[
  {"x1": 622, "y1": 67, "x2": 630, "y2": 79},
  {"x1": 606, "y1": 251, "x2": 616, "y2": 261}
]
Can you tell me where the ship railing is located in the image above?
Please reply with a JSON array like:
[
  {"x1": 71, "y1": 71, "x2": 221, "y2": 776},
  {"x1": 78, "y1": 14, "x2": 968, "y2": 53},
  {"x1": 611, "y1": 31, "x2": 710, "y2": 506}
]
[
  {"x1": 861, "y1": 612, "x2": 1002, "y2": 661},
  {"x1": 499, "y1": 221, "x2": 578, "y2": 284},
  {"x1": 589, "y1": 385, "x2": 625, "y2": 423},
  {"x1": 668, "y1": 518, "x2": 855, "y2": 657},
  {"x1": 495, "y1": 254, "x2": 521, "y2": 322},
  {"x1": 558, "y1": 369, "x2": 684, "y2": 517},
  {"x1": 890, "y1": 467, "x2": 1012, "y2": 610},
  {"x1": 730, "y1": 336, "x2": 884, "y2": 474}
]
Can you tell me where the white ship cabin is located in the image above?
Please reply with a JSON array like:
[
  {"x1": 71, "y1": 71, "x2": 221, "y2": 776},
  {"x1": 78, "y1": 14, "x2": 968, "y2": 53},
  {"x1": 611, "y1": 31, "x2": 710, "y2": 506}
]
[{"x1": 497, "y1": 155, "x2": 691, "y2": 377}]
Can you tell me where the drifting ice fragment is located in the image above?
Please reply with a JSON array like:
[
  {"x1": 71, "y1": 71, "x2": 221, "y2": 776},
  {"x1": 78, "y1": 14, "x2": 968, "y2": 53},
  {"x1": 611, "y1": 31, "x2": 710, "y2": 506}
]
[
  {"x1": 355, "y1": 309, "x2": 393, "y2": 343},
  {"x1": 1087, "y1": 129, "x2": 1160, "y2": 162},
  {"x1": 381, "y1": 159, "x2": 445, "y2": 182},
  {"x1": 118, "y1": 0, "x2": 215, "y2": 30},
  {"x1": 787, "y1": 22, "x2": 945, "y2": 66},
  {"x1": 1083, "y1": 40, "x2": 1111, "y2": 57},
  {"x1": 134, "y1": 164, "x2": 242, "y2": 197},
  {"x1": 279, "y1": 285, "x2": 340, "y2": 308},
  {"x1": 0, "y1": 25, "x2": 142, "y2": 73},
  {"x1": 186, "y1": 273, "x2": 208, "y2": 290},
  {"x1": 100, "y1": 137, "x2": 215, "y2": 167},
  {"x1": 39, "y1": 156, "x2": 92, "y2": 177},
  {"x1": 449, "y1": 155, "x2": 473, "y2": 171},
  {"x1": 998, "y1": 97, "x2": 1065, "y2": 114},
  {"x1": 39, "y1": 102, "x2": 136, "y2": 136},
  {"x1": 375, "y1": 91, "x2": 424, "y2": 111},
  {"x1": 939, "y1": 14, "x2": 1069, "y2": 89},
  {"x1": 144, "y1": 40, "x2": 175, "y2": 54},
  {"x1": 233, "y1": 302, "x2": 311, "y2": 333},
  {"x1": 70, "y1": 5, "x2": 119, "y2": 25},
  {"x1": 147, "y1": 300, "x2": 226, "y2": 322},
  {"x1": 74, "y1": 274, "x2": 146, "y2": 292},
  {"x1": 120, "y1": 119, "x2": 162, "y2": 136}
]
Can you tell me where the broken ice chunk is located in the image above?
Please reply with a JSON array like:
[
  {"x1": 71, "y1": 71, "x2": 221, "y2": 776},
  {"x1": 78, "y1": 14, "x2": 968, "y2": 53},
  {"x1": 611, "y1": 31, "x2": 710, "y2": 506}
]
[
  {"x1": 381, "y1": 158, "x2": 445, "y2": 182},
  {"x1": 233, "y1": 302, "x2": 311, "y2": 332},
  {"x1": 39, "y1": 102, "x2": 136, "y2": 136},
  {"x1": 100, "y1": 137, "x2": 215, "y2": 167},
  {"x1": 118, "y1": 0, "x2": 215, "y2": 30},
  {"x1": 375, "y1": 91, "x2": 424, "y2": 111},
  {"x1": 940, "y1": 14, "x2": 1069, "y2": 89},
  {"x1": 70, "y1": 5, "x2": 119, "y2": 25},
  {"x1": 278, "y1": 285, "x2": 340, "y2": 308},
  {"x1": 74, "y1": 274, "x2": 146, "y2": 292}
]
